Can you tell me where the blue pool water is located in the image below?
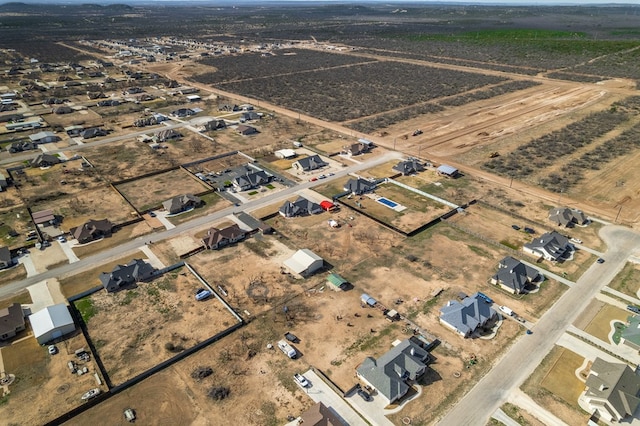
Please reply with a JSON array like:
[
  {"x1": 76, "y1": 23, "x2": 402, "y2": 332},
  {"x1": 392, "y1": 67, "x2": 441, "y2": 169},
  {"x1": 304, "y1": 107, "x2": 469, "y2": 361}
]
[{"x1": 378, "y1": 197, "x2": 398, "y2": 208}]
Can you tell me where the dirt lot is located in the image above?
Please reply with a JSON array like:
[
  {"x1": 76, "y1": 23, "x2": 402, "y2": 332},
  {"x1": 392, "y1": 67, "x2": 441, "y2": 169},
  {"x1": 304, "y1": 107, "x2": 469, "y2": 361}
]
[
  {"x1": 32, "y1": 185, "x2": 135, "y2": 231},
  {"x1": 608, "y1": 262, "x2": 640, "y2": 299},
  {"x1": 71, "y1": 221, "x2": 153, "y2": 259},
  {"x1": 116, "y1": 168, "x2": 210, "y2": 212},
  {"x1": 42, "y1": 108, "x2": 104, "y2": 130},
  {"x1": 183, "y1": 151, "x2": 252, "y2": 175},
  {"x1": 0, "y1": 328, "x2": 106, "y2": 426},
  {"x1": 13, "y1": 157, "x2": 104, "y2": 204},
  {"x1": 522, "y1": 346, "x2": 591, "y2": 426},
  {"x1": 0, "y1": 204, "x2": 33, "y2": 249},
  {"x1": 78, "y1": 267, "x2": 239, "y2": 386}
]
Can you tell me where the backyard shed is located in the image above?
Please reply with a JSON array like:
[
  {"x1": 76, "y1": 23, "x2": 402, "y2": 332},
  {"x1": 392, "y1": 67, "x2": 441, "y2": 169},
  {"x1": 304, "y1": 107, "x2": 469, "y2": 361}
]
[
  {"x1": 28, "y1": 303, "x2": 76, "y2": 344},
  {"x1": 361, "y1": 293, "x2": 377, "y2": 307},
  {"x1": 320, "y1": 200, "x2": 336, "y2": 211},
  {"x1": 327, "y1": 273, "x2": 348, "y2": 290},
  {"x1": 437, "y1": 164, "x2": 459, "y2": 177}
]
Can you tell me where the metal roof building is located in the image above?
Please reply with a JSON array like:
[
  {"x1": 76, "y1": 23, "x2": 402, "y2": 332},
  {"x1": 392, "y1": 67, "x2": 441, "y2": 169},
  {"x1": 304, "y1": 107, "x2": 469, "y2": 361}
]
[
  {"x1": 28, "y1": 303, "x2": 76, "y2": 344},
  {"x1": 283, "y1": 249, "x2": 323, "y2": 276}
]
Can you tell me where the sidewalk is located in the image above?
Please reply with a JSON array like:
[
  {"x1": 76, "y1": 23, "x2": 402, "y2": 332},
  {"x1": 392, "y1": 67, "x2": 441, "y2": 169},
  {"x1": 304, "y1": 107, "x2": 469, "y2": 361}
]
[
  {"x1": 557, "y1": 333, "x2": 630, "y2": 365},
  {"x1": 566, "y1": 325, "x2": 640, "y2": 365},
  {"x1": 491, "y1": 408, "x2": 520, "y2": 426},
  {"x1": 520, "y1": 259, "x2": 575, "y2": 287}
]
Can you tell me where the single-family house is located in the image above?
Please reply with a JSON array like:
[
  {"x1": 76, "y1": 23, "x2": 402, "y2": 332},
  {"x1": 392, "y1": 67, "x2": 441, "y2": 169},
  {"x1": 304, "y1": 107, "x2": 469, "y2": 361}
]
[
  {"x1": 170, "y1": 108, "x2": 195, "y2": 118},
  {"x1": 236, "y1": 124, "x2": 257, "y2": 136},
  {"x1": 292, "y1": 155, "x2": 327, "y2": 172},
  {"x1": 163, "y1": 194, "x2": 202, "y2": 215},
  {"x1": 437, "y1": 164, "x2": 459, "y2": 178},
  {"x1": 490, "y1": 256, "x2": 542, "y2": 294},
  {"x1": 393, "y1": 158, "x2": 426, "y2": 176},
  {"x1": 580, "y1": 357, "x2": 640, "y2": 423},
  {"x1": 356, "y1": 338, "x2": 431, "y2": 405},
  {"x1": 123, "y1": 87, "x2": 143, "y2": 95},
  {"x1": 198, "y1": 119, "x2": 226, "y2": 131},
  {"x1": 283, "y1": 249, "x2": 323, "y2": 276},
  {"x1": 240, "y1": 111, "x2": 261, "y2": 121},
  {"x1": 621, "y1": 316, "x2": 640, "y2": 352},
  {"x1": 439, "y1": 292, "x2": 498, "y2": 338},
  {"x1": 218, "y1": 103, "x2": 238, "y2": 112},
  {"x1": 81, "y1": 127, "x2": 107, "y2": 139},
  {"x1": 31, "y1": 154, "x2": 61, "y2": 168},
  {"x1": 28, "y1": 303, "x2": 76, "y2": 344},
  {"x1": 548, "y1": 207, "x2": 589, "y2": 228},
  {"x1": 33, "y1": 209, "x2": 57, "y2": 226},
  {"x1": 99, "y1": 259, "x2": 156, "y2": 293},
  {"x1": 0, "y1": 246, "x2": 13, "y2": 269},
  {"x1": 274, "y1": 149, "x2": 297, "y2": 159},
  {"x1": 186, "y1": 95, "x2": 201, "y2": 102},
  {"x1": 279, "y1": 196, "x2": 322, "y2": 218},
  {"x1": 202, "y1": 224, "x2": 247, "y2": 250},
  {"x1": 154, "y1": 129, "x2": 182, "y2": 142},
  {"x1": 0, "y1": 303, "x2": 25, "y2": 341},
  {"x1": 64, "y1": 125, "x2": 84, "y2": 136},
  {"x1": 53, "y1": 106, "x2": 73, "y2": 114},
  {"x1": 232, "y1": 170, "x2": 271, "y2": 191},
  {"x1": 71, "y1": 219, "x2": 114, "y2": 244},
  {"x1": 344, "y1": 178, "x2": 376, "y2": 195},
  {"x1": 523, "y1": 231, "x2": 571, "y2": 262},
  {"x1": 28, "y1": 131, "x2": 60, "y2": 144},
  {"x1": 298, "y1": 402, "x2": 342, "y2": 426},
  {"x1": 343, "y1": 142, "x2": 369, "y2": 156}
]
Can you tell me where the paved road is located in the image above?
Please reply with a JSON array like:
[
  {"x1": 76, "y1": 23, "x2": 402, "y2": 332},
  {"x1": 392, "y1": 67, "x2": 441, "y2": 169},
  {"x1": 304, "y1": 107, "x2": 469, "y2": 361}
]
[
  {"x1": 438, "y1": 225, "x2": 640, "y2": 426},
  {"x1": 0, "y1": 151, "x2": 402, "y2": 299}
]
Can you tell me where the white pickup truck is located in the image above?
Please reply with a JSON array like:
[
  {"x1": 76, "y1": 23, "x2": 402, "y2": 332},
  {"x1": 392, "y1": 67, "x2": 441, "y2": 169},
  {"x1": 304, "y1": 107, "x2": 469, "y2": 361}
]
[{"x1": 277, "y1": 340, "x2": 297, "y2": 359}]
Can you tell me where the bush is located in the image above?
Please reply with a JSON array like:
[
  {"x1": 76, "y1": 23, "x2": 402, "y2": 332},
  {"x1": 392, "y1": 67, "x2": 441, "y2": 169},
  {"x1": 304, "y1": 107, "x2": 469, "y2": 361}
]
[
  {"x1": 208, "y1": 386, "x2": 230, "y2": 401},
  {"x1": 191, "y1": 366, "x2": 213, "y2": 381}
]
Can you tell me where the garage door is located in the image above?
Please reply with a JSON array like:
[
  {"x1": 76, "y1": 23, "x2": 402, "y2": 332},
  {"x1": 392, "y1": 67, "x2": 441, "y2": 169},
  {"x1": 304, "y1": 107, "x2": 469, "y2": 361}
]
[{"x1": 52, "y1": 329, "x2": 63, "y2": 339}]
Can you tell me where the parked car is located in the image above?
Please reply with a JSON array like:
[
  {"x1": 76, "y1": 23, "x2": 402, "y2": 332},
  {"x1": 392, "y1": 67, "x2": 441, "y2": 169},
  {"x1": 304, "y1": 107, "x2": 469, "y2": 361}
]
[
  {"x1": 357, "y1": 388, "x2": 373, "y2": 402},
  {"x1": 597, "y1": 258, "x2": 605, "y2": 264},
  {"x1": 57, "y1": 236, "x2": 66, "y2": 243},
  {"x1": 149, "y1": 211, "x2": 156, "y2": 217},
  {"x1": 570, "y1": 237, "x2": 583, "y2": 244},
  {"x1": 195, "y1": 288, "x2": 212, "y2": 301},
  {"x1": 318, "y1": 174, "x2": 326, "y2": 179},
  {"x1": 284, "y1": 332, "x2": 299, "y2": 343},
  {"x1": 81, "y1": 388, "x2": 101, "y2": 401},
  {"x1": 511, "y1": 225, "x2": 520, "y2": 231},
  {"x1": 309, "y1": 177, "x2": 318, "y2": 182},
  {"x1": 523, "y1": 227, "x2": 535, "y2": 234},
  {"x1": 627, "y1": 305, "x2": 640, "y2": 314},
  {"x1": 123, "y1": 408, "x2": 136, "y2": 422},
  {"x1": 48, "y1": 345, "x2": 58, "y2": 355},
  {"x1": 294, "y1": 373, "x2": 309, "y2": 387}
]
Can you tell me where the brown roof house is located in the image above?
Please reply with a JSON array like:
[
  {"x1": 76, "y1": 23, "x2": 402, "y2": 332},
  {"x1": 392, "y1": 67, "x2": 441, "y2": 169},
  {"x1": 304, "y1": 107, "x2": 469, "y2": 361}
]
[
  {"x1": 99, "y1": 259, "x2": 156, "y2": 293},
  {"x1": 579, "y1": 357, "x2": 640, "y2": 423},
  {"x1": 71, "y1": 219, "x2": 114, "y2": 244},
  {"x1": 0, "y1": 303, "x2": 25, "y2": 341},
  {"x1": 163, "y1": 194, "x2": 202, "y2": 215},
  {"x1": 202, "y1": 224, "x2": 247, "y2": 250},
  {"x1": 33, "y1": 209, "x2": 58, "y2": 227},
  {"x1": 236, "y1": 124, "x2": 257, "y2": 136},
  {"x1": 298, "y1": 402, "x2": 343, "y2": 426}
]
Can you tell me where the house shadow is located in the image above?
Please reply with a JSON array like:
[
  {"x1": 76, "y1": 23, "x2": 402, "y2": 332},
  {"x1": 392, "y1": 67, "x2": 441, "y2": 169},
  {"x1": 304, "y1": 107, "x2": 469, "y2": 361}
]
[{"x1": 417, "y1": 368, "x2": 443, "y2": 387}]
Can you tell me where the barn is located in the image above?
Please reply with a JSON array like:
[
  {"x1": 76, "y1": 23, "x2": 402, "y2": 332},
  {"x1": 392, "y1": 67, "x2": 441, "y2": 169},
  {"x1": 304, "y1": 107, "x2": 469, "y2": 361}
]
[
  {"x1": 437, "y1": 164, "x2": 459, "y2": 178},
  {"x1": 283, "y1": 249, "x2": 324, "y2": 276},
  {"x1": 28, "y1": 303, "x2": 76, "y2": 344}
]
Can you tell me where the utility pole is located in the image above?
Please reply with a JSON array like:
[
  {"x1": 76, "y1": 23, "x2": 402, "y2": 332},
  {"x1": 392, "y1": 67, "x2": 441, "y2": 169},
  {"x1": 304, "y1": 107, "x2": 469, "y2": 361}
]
[{"x1": 615, "y1": 205, "x2": 623, "y2": 223}]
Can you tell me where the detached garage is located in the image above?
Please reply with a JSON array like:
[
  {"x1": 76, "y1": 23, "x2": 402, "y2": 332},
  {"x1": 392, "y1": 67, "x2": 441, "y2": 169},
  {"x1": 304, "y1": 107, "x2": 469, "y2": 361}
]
[
  {"x1": 283, "y1": 249, "x2": 324, "y2": 277},
  {"x1": 29, "y1": 303, "x2": 76, "y2": 344}
]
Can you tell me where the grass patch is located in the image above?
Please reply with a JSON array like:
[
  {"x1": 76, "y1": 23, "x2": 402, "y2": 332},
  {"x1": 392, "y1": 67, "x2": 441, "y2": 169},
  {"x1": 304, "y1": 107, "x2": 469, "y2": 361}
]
[
  {"x1": 247, "y1": 191, "x2": 258, "y2": 196},
  {"x1": 500, "y1": 240, "x2": 519, "y2": 250},
  {"x1": 468, "y1": 245, "x2": 492, "y2": 258},
  {"x1": 612, "y1": 321, "x2": 625, "y2": 345},
  {"x1": 540, "y1": 348, "x2": 585, "y2": 405},
  {"x1": 345, "y1": 323, "x2": 398, "y2": 355},
  {"x1": 75, "y1": 297, "x2": 97, "y2": 323},
  {"x1": 608, "y1": 262, "x2": 640, "y2": 298},
  {"x1": 265, "y1": 184, "x2": 275, "y2": 190},
  {"x1": 0, "y1": 291, "x2": 31, "y2": 310}
]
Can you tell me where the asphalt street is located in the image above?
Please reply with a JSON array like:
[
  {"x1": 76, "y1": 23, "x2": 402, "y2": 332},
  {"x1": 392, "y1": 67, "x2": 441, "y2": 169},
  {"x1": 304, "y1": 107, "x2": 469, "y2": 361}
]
[
  {"x1": 0, "y1": 150, "x2": 402, "y2": 299},
  {"x1": 438, "y1": 225, "x2": 640, "y2": 425}
]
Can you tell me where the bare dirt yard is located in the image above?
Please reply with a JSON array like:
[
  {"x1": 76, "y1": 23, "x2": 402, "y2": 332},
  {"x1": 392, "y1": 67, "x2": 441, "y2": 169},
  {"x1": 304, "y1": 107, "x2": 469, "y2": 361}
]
[
  {"x1": 0, "y1": 327, "x2": 107, "y2": 426},
  {"x1": 77, "y1": 266, "x2": 239, "y2": 386},
  {"x1": 608, "y1": 262, "x2": 640, "y2": 299},
  {"x1": 42, "y1": 108, "x2": 104, "y2": 130},
  {"x1": 116, "y1": 168, "x2": 210, "y2": 212}
]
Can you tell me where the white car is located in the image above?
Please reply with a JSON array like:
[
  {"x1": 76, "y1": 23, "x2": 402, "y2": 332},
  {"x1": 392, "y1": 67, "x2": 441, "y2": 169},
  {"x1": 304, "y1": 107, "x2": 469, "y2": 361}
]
[
  {"x1": 294, "y1": 373, "x2": 309, "y2": 387},
  {"x1": 81, "y1": 388, "x2": 101, "y2": 401},
  {"x1": 570, "y1": 238, "x2": 582, "y2": 244},
  {"x1": 48, "y1": 345, "x2": 58, "y2": 355}
]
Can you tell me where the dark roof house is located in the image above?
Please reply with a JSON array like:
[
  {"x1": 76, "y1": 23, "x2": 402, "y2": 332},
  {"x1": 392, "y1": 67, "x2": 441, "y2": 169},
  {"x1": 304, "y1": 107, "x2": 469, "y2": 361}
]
[
  {"x1": 232, "y1": 170, "x2": 271, "y2": 191},
  {"x1": 80, "y1": 127, "x2": 107, "y2": 139},
  {"x1": 549, "y1": 207, "x2": 589, "y2": 228},
  {"x1": 99, "y1": 259, "x2": 155, "y2": 293},
  {"x1": 0, "y1": 246, "x2": 13, "y2": 269},
  {"x1": 71, "y1": 219, "x2": 114, "y2": 244},
  {"x1": 279, "y1": 196, "x2": 322, "y2": 218},
  {"x1": 0, "y1": 303, "x2": 25, "y2": 341},
  {"x1": 344, "y1": 178, "x2": 376, "y2": 195},
  {"x1": 523, "y1": 231, "x2": 571, "y2": 262},
  {"x1": 31, "y1": 154, "x2": 61, "y2": 168},
  {"x1": 236, "y1": 124, "x2": 257, "y2": 135},
  {"x1": 581, "y1": 357, "x2": 640, "y2": 423},
  {"x1": 356, "y1": 339, "x2": 431, "y2": 404},
  {"x1": 202, "y1": 224, "x2": 247, "y2": 250},
  {"x1": 393, "y1": 158, "x2": 425, "y2": 176},
  {"x1": 292, "y1": 155, "x2": 327, "y2": 172},
  {"x1": 439, "y1": 292, "x2": 498, "y2": 338},
  {"x1": 490, "y1": 256, "x2": 542, "y2": 294},
  {"x1": 163, "y1": 194, "x2": 202, "y2": 215}
]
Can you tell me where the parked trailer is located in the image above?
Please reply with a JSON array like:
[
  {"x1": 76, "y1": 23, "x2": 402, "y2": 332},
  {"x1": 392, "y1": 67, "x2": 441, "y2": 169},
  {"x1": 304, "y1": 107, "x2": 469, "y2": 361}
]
[{"x1": 277, "y1": 340, "x2": 297, "y2": 359}]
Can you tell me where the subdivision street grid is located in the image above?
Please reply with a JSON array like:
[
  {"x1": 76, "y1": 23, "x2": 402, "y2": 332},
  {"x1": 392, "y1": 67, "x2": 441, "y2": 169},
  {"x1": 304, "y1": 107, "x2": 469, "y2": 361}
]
[{"x1": 3, "y1": 27, "x2": 640, "y2": 426}]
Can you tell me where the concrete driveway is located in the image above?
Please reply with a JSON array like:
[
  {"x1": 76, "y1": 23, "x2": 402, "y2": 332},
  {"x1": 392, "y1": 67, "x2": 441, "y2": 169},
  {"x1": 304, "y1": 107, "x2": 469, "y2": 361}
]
[
  {"x1": 301, "y1": 369, "x2": 367, "y2": 426},
  {"x1": 345, "y1": 388, "x2": 395, "y2": 426}
]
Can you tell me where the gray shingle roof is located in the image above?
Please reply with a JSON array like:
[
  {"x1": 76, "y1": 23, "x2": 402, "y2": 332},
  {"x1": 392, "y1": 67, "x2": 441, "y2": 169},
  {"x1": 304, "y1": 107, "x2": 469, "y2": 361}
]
[
  {"x1": 440, "y1": 292, "x2": 497, "y2": 337},
  {"x1": 585, "y1": 357, "x2": 640, "y2": 421},
  {"x1": 492, "y1": 256, "x2": 540, "y2": 293}
]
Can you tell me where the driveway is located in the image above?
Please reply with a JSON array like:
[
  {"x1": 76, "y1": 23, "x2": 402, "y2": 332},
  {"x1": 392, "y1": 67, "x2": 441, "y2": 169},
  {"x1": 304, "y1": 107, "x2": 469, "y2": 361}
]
[
  {"x1": 301, "y1": 369, "x2": 368, "y2": 426},
  {"x1": 58, "y1": 240, "x2": 80, "y2": 263},
  {"x1": 345, "y1": 388, "x2": 395, "y2": 426}
]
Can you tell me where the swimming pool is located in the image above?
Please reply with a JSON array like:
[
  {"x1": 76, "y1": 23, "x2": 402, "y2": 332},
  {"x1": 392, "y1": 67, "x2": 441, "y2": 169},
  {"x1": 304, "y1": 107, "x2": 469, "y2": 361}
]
[{"x1": 378, "y1": 197, "x2": 398, "y2": 208}]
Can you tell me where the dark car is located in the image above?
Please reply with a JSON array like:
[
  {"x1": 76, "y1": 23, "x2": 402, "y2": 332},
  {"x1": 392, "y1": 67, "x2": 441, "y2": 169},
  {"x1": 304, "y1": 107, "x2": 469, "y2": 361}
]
[
  {"x1": 511, "y1": 225, "x2": 520, "y2": 231},
  {"x1": 357, "y1": 389, "x2": 372, "y2": 402},
  {"x1": 597, "y1": 258, "x2": 605, "y2": 264},
  {"x1": 627, "y1": 305, "x2": 640, "y2": 314},
  {"x1": 284, "y1": 332, "x2": 299, "y2": 343},
  {"x1": 524, "y1": 227, "x2": 535, "y2": 234}
]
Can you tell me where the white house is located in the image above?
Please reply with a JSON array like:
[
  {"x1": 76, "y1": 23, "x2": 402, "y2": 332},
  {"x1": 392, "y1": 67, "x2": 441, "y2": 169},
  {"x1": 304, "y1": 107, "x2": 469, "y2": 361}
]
[
  {"x1": 28, "y1": 303, "x2": 76, "y2": 344},
  {"x1": 283, "y1": 249, "x2": 323, "y2": 276}
]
